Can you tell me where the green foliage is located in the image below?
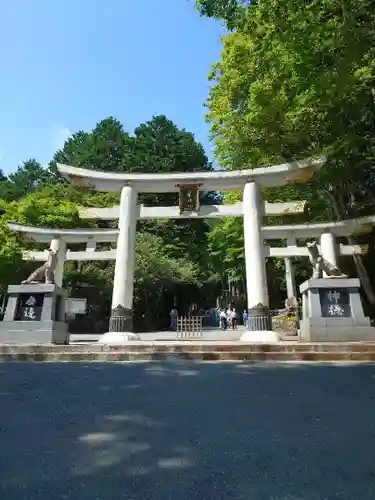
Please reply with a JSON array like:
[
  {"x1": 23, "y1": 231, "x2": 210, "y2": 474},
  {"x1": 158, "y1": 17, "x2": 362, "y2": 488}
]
[
  {"x1": 206, "y1": 0, "x2": 375, "y2": 213},
  {"x1": 8, "y1": 185, "x2": 83, "y2": 229},
  {"x1": 65, "y1": 232, "x2": 200, "y2": 333},
  {"x1": 0, "y1": 115, "x2": 218, "y2": 330},
  {"x1": 54, "y1": 118, "x2": 134, "y2": 172},
  {"x1": 135, "y1": 232, "x2": 199, "y2": 289},
  {"x1": 195, "y1": 0, "x2": 249, "y2": 28},
  {"x1": 0, "y1": 159, "x2": 55, "y2": 202},
  {"x1": 54, "y1": 115, "x2": 211, "y2": 175},
  {"x1": 0, "y1": 221, "x2": 25, "y2": 294},
  {"x1": 202, "y1": 0, "x2": 375, "y2": 307},
  {"x1": 273, "y1": 315, "x2": 297, "y2": 321}
]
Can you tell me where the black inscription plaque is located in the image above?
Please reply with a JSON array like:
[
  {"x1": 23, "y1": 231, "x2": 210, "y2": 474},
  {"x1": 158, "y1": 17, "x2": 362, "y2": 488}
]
[
  {"x1": 15, "y1": 293, "x2": 44, "y2": 321},
  {"x1": 177, "y1": 184, "x2": 200, "y2": 215},
  {"x1": 319, "y1": 288, "x2": 351, "y2": 318}
]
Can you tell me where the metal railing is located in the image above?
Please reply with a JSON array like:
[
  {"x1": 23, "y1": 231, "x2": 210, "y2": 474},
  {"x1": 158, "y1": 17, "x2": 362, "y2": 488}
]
[{"x1": 177, "y1": 316, "x2": 203, "y2": 339}]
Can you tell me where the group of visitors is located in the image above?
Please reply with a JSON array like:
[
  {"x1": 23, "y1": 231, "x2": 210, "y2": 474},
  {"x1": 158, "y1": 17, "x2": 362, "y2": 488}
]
[
  {"x1": 169, "y1": 306, "x2": 249, "y2": 331},
  {"x1": 218, "y1": 307, "x2": 249, "y2": 330},
  {"x1": 169, "y1": 307, "x2": 218, "y2": 331},
  {"x1": 218, "y1": 307, "x2": 237, "y2": 330}
]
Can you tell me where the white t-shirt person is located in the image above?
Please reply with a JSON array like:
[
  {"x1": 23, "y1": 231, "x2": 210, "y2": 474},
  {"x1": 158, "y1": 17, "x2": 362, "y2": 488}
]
[
  {"x1": 227, "y1": 308, "x2": 237, "y2": 329},
  {"x1": 219, "y1": 309, "x2": 228, "y2": 329}
]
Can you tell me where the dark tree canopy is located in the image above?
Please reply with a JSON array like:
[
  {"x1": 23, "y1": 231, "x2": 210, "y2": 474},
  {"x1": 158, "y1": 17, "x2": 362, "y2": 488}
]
[
  {"x1": 0, "y1": 116, "x2": 220, "y2": 331},
  {"x1": 195, "y1": 0, "x2": 251, "y2": 28},
  {"x1": 54, "y1": 115, "x2": 211, "y2": 175}
]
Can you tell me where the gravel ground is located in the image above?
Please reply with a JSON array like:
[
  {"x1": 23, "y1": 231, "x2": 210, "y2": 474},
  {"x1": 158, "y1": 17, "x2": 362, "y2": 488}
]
[{"x1": 1, "y1": 361, "x2": 375, "y2": 499}]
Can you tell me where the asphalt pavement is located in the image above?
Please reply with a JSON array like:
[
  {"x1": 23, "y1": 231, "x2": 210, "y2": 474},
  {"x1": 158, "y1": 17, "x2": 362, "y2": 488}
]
[{"x1": 1, "y1": 361, "x2": 375, "y2": 499}]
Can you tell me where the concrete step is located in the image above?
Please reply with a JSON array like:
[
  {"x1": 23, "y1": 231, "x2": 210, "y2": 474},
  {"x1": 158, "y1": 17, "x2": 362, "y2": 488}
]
[
  {"x1": 1, "y1": 351, "x2": 375, "y2": 362},
  {"x1": 1, "y1": 341, "x2": 375, "y2": 354},
  {"x1": 1, "y1": 342, "x2": 375, "y2": 362},
  {"x1": 280, "y1": 334, "x2": 300, "y2": 342}
]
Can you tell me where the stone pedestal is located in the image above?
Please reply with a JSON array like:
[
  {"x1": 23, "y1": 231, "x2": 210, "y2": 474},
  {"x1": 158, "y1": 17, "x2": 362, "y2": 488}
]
[
  {"x1": 0, "y1": 284, "x2": 69, "y2": 344},
  {"x1": 299, "y1": 278, "x2": 375, "y2": 341}
]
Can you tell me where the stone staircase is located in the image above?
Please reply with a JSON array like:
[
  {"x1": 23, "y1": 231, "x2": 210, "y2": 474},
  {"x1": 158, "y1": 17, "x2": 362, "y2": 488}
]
[{"x1": 1, "y1": 341, "x2": 375, "y2": 362}]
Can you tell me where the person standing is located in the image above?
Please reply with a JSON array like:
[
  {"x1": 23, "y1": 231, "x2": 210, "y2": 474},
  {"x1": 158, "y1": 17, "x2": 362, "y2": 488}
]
[
  {"x1": 243, "y1": 309, "x2": 248, "y2": 328},
  {"x1": 220, "y1": 309, "x2": 227, "y2": 330},
  {"x1": 230, "y1": 308, "x2": 237, "y2": 330},
  {"x1": 170, "y1": 308, "x2": 178, "y2": 331},
  {"x1": 226, "y1": 307, "x2": 232, "y2": 329},
  {"x1": 212, "y1": 307, "x2": 218, "y2": 327}
]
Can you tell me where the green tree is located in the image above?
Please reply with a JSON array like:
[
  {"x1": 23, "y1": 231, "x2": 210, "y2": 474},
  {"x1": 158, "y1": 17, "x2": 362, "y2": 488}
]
[
  {"x1": 54, "y1": 115, "x2": 211, "y2": 176},
  {"x1": 204, "y1": 0, "x2": 375, "y2": 306},
  {"x1": 1, "y1": 116, "x2": 219, "y2": 330},
  {"x1": 53, "y1": 117, "x2": 135, "y2": 172},
  {"x1": 67, "y1": 232, "x2": 199, "y2": 333},
  {"x1": 54, "y1": 114, "x2": 215, "y2": 272},
  {"x1": 0, "y1": 218, "x2": 25, "y2": 295},
  {"x1": 0, "y1": 184, "x2": 89, "y2": 293},
  {"x1": 133, "y1": 232, "x2": 200, "y2": 329},
  {"x1": 0, "y1": 159, "x2": 54, "y2": 202},
  {"x1": 195, "y1": 0, "x2": 248, "y2": 28}
]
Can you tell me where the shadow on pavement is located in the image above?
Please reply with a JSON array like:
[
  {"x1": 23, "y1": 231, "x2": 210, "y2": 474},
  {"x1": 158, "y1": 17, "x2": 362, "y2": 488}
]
[{"x1": 1, "y1": 361, "x2": 375, "y2": 499}]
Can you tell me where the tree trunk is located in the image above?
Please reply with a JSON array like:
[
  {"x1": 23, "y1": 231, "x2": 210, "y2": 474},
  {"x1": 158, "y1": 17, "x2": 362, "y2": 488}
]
[
  {"x1": 371, "y1": 87, "x2": 375, "y2": 110},
  {"x1": 347, "y1": 235, "x2": 375, "y2": 306},
  {"x1": 324, "y1": 189, "x2": 375, "y2": 306}
]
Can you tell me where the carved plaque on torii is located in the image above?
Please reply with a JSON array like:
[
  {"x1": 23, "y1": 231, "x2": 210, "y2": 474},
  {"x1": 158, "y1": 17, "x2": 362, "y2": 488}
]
[{"x1": 176, "y1": 184, "x2": 202, "y2": 215}]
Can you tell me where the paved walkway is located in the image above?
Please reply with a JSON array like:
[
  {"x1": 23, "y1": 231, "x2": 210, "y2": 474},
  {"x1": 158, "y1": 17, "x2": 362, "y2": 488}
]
[
  {"x1": 1, "y1": 361, "x2": 375, "y2": 499},
  {"x1": 70, "y1": 327, "x2": 243, "y2": 343}
]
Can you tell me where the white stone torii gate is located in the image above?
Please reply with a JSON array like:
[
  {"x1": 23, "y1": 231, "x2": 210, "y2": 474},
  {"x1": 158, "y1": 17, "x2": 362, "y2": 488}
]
[
  {"x1": 8, "y1": 157, "x2": 325, "y2": 343},
  {"x1": 262, "y1": 219, "x2": 374, "y2": 298}
]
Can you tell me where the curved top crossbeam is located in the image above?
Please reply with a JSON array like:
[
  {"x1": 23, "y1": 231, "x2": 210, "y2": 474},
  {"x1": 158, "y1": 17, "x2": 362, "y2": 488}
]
[{"x1": 56, "y1": 157, "x2": 326, "y2": 192}]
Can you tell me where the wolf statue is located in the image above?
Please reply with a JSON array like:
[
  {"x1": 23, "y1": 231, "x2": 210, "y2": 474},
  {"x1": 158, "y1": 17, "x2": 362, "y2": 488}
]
[
  {"x1": 306, "y1": 240, "x2": 347, "y2": 279},
  {"x1": 22, "y1": 249, "x2": 58, "y2": 284}
]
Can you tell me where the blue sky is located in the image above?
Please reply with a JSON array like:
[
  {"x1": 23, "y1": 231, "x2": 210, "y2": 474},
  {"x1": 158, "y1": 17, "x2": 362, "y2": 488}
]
[{"x1": 0, "y1": 1, "x2": 225, "y2": 174}]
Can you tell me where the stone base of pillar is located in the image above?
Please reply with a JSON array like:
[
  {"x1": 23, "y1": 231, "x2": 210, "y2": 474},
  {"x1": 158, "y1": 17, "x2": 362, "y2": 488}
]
[
  {"x1": 98, "y1": 332, "x2": 140, "y2": 344},
  {"x1": 240, "y1": 305, "x2": 280, "y2": 343},
  {"x1": 109, "y1": 305, "x2": 133, "y2": 333},
  {"x1": 247, "y1": 305, "x2": 272, "y2": 331},
  {"x1": 99, "y1": 305, "x2": 140, "y2": 343}
]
